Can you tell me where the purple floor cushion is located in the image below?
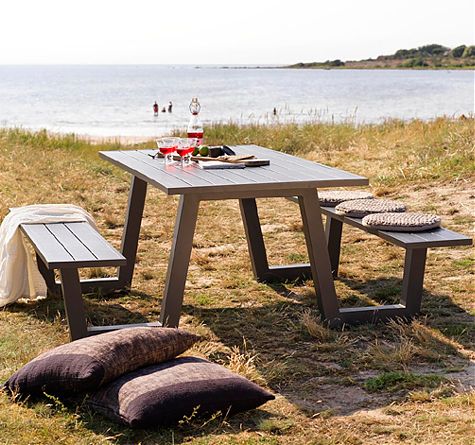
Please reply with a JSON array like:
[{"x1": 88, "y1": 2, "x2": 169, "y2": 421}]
[
  {"x1": 5, "y1": 327, "x2": 200, "y2": 397},
  {"x1": 89, "y1": 356, "x2": 275, "y2": 428}
]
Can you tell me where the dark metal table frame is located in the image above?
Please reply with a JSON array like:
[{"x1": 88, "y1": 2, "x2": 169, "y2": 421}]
[{"x1": 99, "y1": 146, "x2": 369, "y2": 327}]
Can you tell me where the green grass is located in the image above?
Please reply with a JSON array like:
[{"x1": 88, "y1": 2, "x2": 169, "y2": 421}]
[{"x1": 364, "y1": 372, "x2": 446, "y2": 393}]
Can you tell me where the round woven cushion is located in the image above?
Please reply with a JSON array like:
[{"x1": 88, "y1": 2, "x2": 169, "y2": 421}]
[
  {"x1": 318, "y1": 190, "x2": 374, "y2": 207},
  {"x1": 335, "y1": 199, "x2": 406, "y2": 218},
  {"x1": 362, "y1": 213, "x2": 441, "y2": 232}
]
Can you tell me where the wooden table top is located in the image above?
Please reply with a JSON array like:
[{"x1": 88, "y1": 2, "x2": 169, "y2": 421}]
[{"x1": 99, "y1": 145, "x2": 368, "y2": 195}]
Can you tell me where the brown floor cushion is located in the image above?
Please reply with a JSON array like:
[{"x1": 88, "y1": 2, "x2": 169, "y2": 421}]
[
  {"x1": 89, "y1": 356, "x2": 275, "y2": 428},
  {"x1": 362, "y1": 212, "x2": 442, "y2": 232},
  {"x1": 5, "y1": 327, "x2": 200, "y2": 397},
  {"x1": 318, "y1": 190, "x2": 374, "y2": 207},
  {"x1": 335, "y1": 199, "x2": 407, "y2": 218}
]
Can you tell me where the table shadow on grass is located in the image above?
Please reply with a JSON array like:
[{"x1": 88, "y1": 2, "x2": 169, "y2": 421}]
[
  {"x1": 268, "y1": 273, "x2": 473, "y2": 352},
  {"x1": 186, "y1": 289, "x2": 472, "y2": 417}
]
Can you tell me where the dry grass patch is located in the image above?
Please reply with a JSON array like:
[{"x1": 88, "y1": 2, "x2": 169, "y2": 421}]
[{"x1": 0, "y1": 121, "x2": 473, "y2": 445}]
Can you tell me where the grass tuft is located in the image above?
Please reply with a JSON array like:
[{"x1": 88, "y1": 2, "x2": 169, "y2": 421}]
[{"x1": 365, "y1": 371, "x2": 446, "y2": 393}]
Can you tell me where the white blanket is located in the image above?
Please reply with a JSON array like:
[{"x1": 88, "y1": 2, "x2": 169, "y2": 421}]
[{"x1": 0, "y1": 204, "x2": 96, "y2": 307}]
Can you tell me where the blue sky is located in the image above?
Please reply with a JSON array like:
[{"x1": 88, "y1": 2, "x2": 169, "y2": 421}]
[{"x1": 0, "y1": 0, "x2": 473, "y2": 64}]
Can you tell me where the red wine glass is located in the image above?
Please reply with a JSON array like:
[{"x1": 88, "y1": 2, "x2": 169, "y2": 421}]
[
  {"x1": 177, "y1": 138, "x2": 197, "y2": 166},
  {"x1": 156, "y1": 137, "x2": 179, "y2": 164}
]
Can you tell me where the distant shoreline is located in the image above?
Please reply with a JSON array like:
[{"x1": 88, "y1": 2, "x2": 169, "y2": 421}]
[
  {"x1": 217, "y1": 65, "x2": 475, "y2": 70},
  {"x1": 216, "y1": 43, "x2": 475, "y2": 71}
]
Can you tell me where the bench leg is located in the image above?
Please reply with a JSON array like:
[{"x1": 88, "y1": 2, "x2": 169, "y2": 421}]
[
  {"x1": 59, "y1": 269, "x2": 88, "y2": 341},
  {"x1": 160, "y1": 195, "x2": 200, "y2": 328},
  {"x1": 324, "y1": 216, "x2": 343, "y2": 278},
  {"x1": 400, "y1": 248, "x2": 427, "y2": 316},
  {"x1": 36, "y1": 254, "x2": 60, "y2": 296}
]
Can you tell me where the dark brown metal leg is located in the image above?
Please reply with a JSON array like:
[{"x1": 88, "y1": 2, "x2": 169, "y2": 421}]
[
  {"x1": 239, "y1": 198, "x2": 270, "y2": 281},
  {"x1": 325, "y1": 216, "x2": 343, "y2": 278},
  {"x1": 239, "y1": 197, "x2": 312, "y2": 282},
  {"x1": 59, "y1": 268, "x2": 88, "y2": 341},
  {"x1": 400, "y1": 248, "x2": 427, "y2": 315},
  {"x1": 118, "y1": 175, "x2": 148, "y2": 288},
  {"x1": 36, "y1": 253, "x2": 60, "y2": 296},
  {"x1": 160, "y1": 195, "x2": 200, "y2": 327},
  {"x1": 298, "y1": 190, "x2": 341, "y2": 323}
]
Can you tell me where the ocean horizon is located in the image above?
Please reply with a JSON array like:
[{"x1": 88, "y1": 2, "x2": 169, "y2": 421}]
[{"x1": 0, "y1": 65, "x2": 473, "y2": 137}]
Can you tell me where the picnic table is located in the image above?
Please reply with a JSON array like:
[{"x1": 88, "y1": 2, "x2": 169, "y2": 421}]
[{"x1": 99, "y1": 145, "x2": 368, "y2": 327}]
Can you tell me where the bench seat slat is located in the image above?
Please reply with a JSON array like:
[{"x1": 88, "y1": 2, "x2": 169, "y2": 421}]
[
  {"x1": 20, "y1": 224, "x2": 74, "y2": 267},
  {"x1": 46, "y1": 223, "x2": 97, "y2": 262},
  {"x1": 65, "y1": 222, "x2": 125, "y2": 263},
  {"x1": 321, "y1": 206, "x2": 472, "y2": 249},
  {"x1": 287, "y1": 197, "x2": 471, "y2": 248},
  {"x1": 21, "y1": 222, "x2": 126, "y2": 269}
]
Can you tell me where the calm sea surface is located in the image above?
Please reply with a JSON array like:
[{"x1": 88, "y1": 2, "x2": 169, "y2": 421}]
[{"x1": 0, "y1": 65, "x2": 473, "y2": 137}]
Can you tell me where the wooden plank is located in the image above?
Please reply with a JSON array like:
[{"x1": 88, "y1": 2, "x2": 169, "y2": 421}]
[
  {"x1": 64, "y1": 222, "x2": 125, "y2": 263},
  {"x1": 141, "y1": 148, "x2": 311, "y2": 184},
  {"x1": 129, "y1": 149, "x2": 255, "y2": 187},
  {"x1": 21, "y1": 224, "x2": 73, "y2": 269},
  {"x1": 237, "y1": 146, "x2": 353, "y2": 182},
  {"x1": 99, "y1": 151, "x2": 190, "y2": 193},
  {"x1": 137, "y1": 149, "x2": 243, "y2": 186},
  {"x1": 101, "y1": 149, "x2": 369, "y2": 195},
  {"x1": 318, "y1": 206, "x2": 472, "y2": 248},
  {"x1": 45, "y1": 223, "x2": 97, "y2": 262},
  {"x1": 127, "y1": 150, "x2": 234, "y2": 187},
  {"x1": 236, "y1": 145, "x2": 368, "y2": 182},
  {"x1": 21, "y1": 222, "x2": 126, "y2": 269}
]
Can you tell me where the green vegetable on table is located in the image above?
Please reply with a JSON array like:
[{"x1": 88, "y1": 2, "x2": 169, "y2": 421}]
[{"x1": 199, "y1": 145, "x2": 209, "y2": 157}]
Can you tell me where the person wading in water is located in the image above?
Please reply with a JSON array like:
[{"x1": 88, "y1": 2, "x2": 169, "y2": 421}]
[{"x1": 153, "y1": 101, "x2": 159, "y2": 116}]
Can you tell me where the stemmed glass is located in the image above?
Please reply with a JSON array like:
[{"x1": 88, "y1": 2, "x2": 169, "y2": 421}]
[
  {"x1": 176, "y1": 138, "x2": 197, "y2": 166},
  {"x1": 156, "y1": 137, "x2": 179, "y2": 164}
]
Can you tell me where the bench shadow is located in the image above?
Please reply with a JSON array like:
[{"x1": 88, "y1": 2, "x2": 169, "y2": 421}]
[
  {"x1": 4, "y1": 290, "x2": 151, "y2": 329},
  {"x1": 336, "y1": 275, "x2": 475, "y2": 353},
  {"x1": 266, "y1": 274, "x2": 474, "y2": 353}
]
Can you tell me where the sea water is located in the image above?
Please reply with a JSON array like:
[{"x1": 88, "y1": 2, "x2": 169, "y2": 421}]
[{"x1": 0, "y1": 65, "x2": 473, "y2": 137}]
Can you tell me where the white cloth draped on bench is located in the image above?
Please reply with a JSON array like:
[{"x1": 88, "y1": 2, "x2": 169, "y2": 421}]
[{"x1": 0, "y1": 204, "x2": 96, "y2": 307}]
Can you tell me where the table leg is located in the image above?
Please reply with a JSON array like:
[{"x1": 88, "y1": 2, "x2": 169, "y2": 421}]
[
  {"x1": 239, "y1": 198, "x2": 270, "y2": 280},
  {"x1": 298, "y1": 189, "x2": 341, "y2": 323},
  {"x1": 118, "y1": 175, "x2": 147, "y2": 288},
  {"x1": 160, "y1": 195, "x2": 200, "y2": 327},
  {"x1": 240, "y1": 197, "x2": 312, "y2": 282}
]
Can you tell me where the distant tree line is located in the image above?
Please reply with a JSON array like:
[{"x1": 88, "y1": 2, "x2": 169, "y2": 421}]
[
  {"x1": 287, "y1": 43, "x2": 475, "y2": 69},
  {"x1": 390, "y1": 44, "x2": 475, "y2": 60}
]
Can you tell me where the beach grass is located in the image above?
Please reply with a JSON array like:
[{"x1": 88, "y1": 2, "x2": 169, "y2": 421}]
[{"x1": 0, "y1": 117, "x2": 474, "y2": 444}]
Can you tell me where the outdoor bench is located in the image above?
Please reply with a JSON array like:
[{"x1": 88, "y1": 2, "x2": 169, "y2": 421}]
[
  {"x1": 287, "y1": 197, "x2": 472, "y2": 324},
  {"x1": 20, "y1": 221, "x2": 144, "y2": 341}
]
